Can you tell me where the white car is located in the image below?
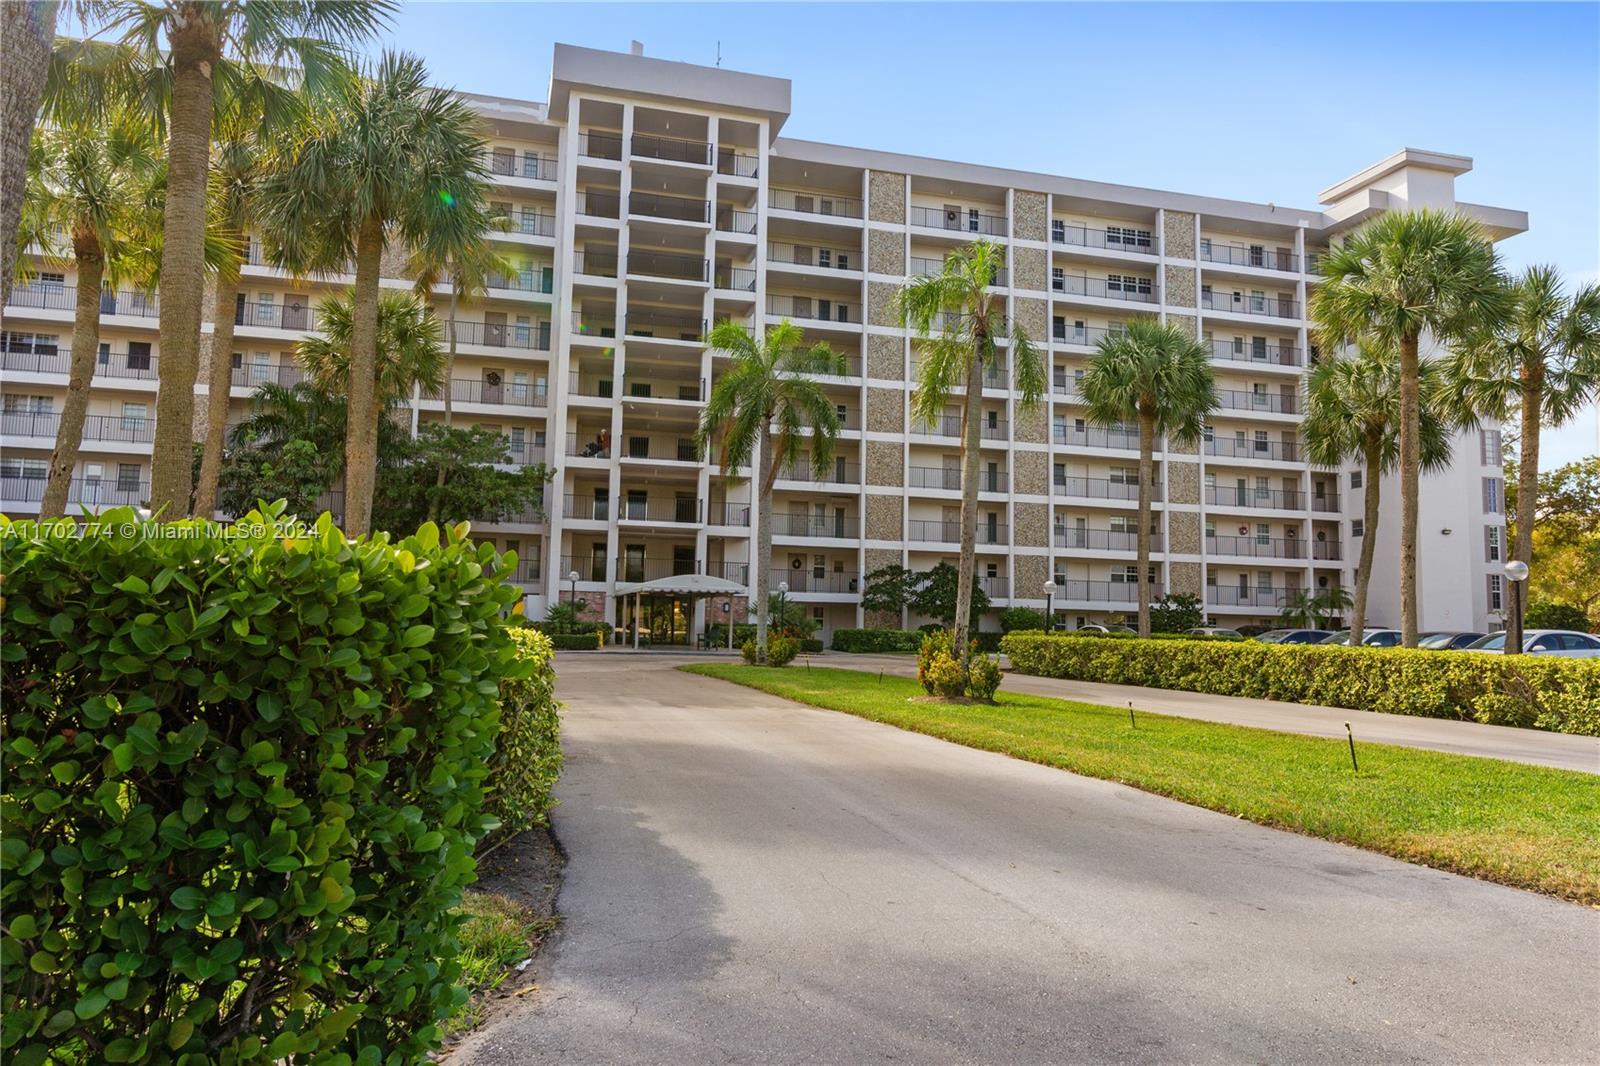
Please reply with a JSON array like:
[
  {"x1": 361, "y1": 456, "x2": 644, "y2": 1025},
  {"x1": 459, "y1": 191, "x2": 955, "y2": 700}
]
[{"x1": 1463, "y1": 629, "x2": 1600, "y2": 658}]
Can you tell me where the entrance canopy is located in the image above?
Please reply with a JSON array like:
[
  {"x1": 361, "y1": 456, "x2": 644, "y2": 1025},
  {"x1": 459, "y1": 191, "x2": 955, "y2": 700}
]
[{"x1": 614, "y1": 573, "x2": 748, "y2": 598}]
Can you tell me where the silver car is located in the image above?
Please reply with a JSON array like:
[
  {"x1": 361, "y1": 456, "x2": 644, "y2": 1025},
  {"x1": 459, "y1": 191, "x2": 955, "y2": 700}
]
[{"x1": 1463, "y1": 630, "x2": 1600, "y2": 658}]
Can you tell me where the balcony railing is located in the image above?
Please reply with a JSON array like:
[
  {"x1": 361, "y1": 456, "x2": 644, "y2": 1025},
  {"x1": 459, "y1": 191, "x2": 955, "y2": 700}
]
[
  {"x1": 1208, "y1": 585, "x2": 1293, "y2": 609},
  {"x1": 617, "y1": 496, "x2": 706, "y2": 525},
  {"x1": 1216, "y1": 389, "x2": 1298, "y2": 415},
  {"x1": 777, "y1": 570, "x2": 859, "y2": 595},
  {"x1": 767, "y1": 294, "x2": 854, "y2": 324},
  {"x1": 235, "y1": 300, "x2": 315, "y2": 330},
  {"x1": 910, "y1": 414, "x2": 1009, "y2": 440},
  {"x1": 1052, "y1": 323, "x2": 1124, "y2": 348},
  {"x1": 1205, "y1": 485, "x2": 1303, "y2": 510},
  {"x1": 570, "y1": 249, "x2": 615, "y2": 278},
  {"x1": 8, "y1": 284, "x2": 160, "y2": 318},
  {"x1": 1205, "y1": 437, "x2": 1301, "y2": 463},
  {"x1": 707, "y1": 502, "x2": 752, "y2": 526},
  {"x1": 977, "y1": 575, "x2": 1010, "y2": 599},
  {"x1": 577, "y1": 190, "x2": 621, "y2": 219},
  {"x1": 620, "y1": 435, "x2": 700, "y2": 463},
  {"x1": 907, "y1": 519, "x2": 1009, "y2": 545},
  {"x1": 1053, "y1": 273, "x2": 1156, "y2": 304},
  {"x1": 910, "y1": 255, "x2": 1007, "y2": 286},
  {"x1": 231, "y1": 363, "x2": 304, "y2": 389},
  {"x1": 715, "y1": 207, "x2": 758, "y2": 234},
  {"x1": 768, "y1": 242, "x2": 859, "y2": 272},
  {"x1": 486, "y1": 270, "x2": 554, "y2": 295},
  {"x1": 579, "y1": 130, "x2": 623, "y2": 160},
  {"x1": 1201, "y1": 291, "x2": 1301, "y2": 319},
  {"x1": 1053, "y1": 425, "x2": 1140, "y2": 451},
  {"x1": 1209, "y1": 341, "x2": 1302, "y2": 367},
  {"x1": 422, "y1": 376, "x2": 548, "y2": 408},
  {"x1": 498, "y1": 210, "x2": 557, "y2": 238},
  {"x1": 447, "y1": 319, "x2": 551, "y2": 350},
  {"x1": 907, "y1": 466, "x2": 1008, "y2": 493},
  {"x1": 632, "y1": 132, "x2": 711, "y2": 166},
  {"x1": 1055, "y1": 476, "x2": 1160, "y2": 502},
  {"x1": 564, "y1": 494, "x2": 611, "y2": 521},
  {"x1": 619, "y1": 374, "x2": 706, "y2": 402},
  {"x1": 566, "y1": 432, "x2": 611, "y2": 459},
  {"x1": 1055, "y1": 579, "x2": 1165, "y2": 604},
  {"x1": 625, "y1": 309, "x2": 704, "y2": 340},
  {"x1": 628, "y1": 250, "x2": 708, "y2": 282},
  {"x1": 779, "y1": 462, "x2": 861, "y2": 486},
  {"x1": 1312, "y1": 539, "x2": 1344, "y2": 560},
  {"x1": 1051, "y1": 223, "x2": 1155, "y2": 255},
  {"x1": 713, "y1": 266, "x2": 757, "y2": 291},
  {"x1": 1200, "y1": 244, "x2": 1299, "y2": 272},
  {"x1": 769, "y1": 188, "x2": 863, "y2": 219},
  {"x1": 716, "y1": 148, "x2": 759, "y2": 178},
  {"x1": 0, "y1": 411, "x2": 155, "y2": 444},
  {"x1": 910, "y1": 205, "x2": 1006, "y2": 236},
  {"x1": 613, "y1": 556, "x2": 702, "y2": 584},
  {"x1": 1054, "y1": 527, "x2": 1162, "y2": 552},
  {"x1": 769, "y1": 512, "x2": 860, "y2": 539},
  {"x1": 1207, "y1": 535, "x2": 1308, "y2": 560},
  {"x1": 570, "y1": 313, "x2": 617, "y2": 339},
  {"x1": 1311, "y1": 493, "x2": 1341, "y2": 513},
  {"x1": 499, "y1": 440, "x2": 546, "y2": 467},
  {"x1": 629, "y1": 191, "x2": 710, "y2": 224},
  {"x1": 0, "y1": 476, "x2": 149, "y2": 507},
  {"x1": 488, "y1": 150, "x2": 558, "y2": 181},
  {"x1": 2, "y1": 346, "x2": 159, "y2": 381}
]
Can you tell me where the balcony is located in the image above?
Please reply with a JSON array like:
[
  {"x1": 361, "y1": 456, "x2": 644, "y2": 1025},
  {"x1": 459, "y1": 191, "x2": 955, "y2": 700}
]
[
  {"x1": 769, "y1": 188, "x2": 863, "y2": 219},
  {"x1": 1054, "y1": 424, "x2": 1140, "y2": 451},
  {"x1": 1051, "y1": 223, "x2": 1155, "y2": 255},
  {"x1": 2, "y1": 346, "x2": 159, "y2": 382},
  {"x1": 566, "y1": 432, "x2": 611, "y2": 460},
  {"x1": 574, "y1": 249, "x2": 618, "y2": 278},
  {"x1": 1055, "y1": 476, "x2": 1159, "y2": 502},
  {"x1": 716, "y1": 148, "x2": 759, "y2": 178},
  {"x1": 570, "y1": 312, "x2": 616, "y2": 339},
  {"x1": 1216, "y1": 389, "x2": 1298, "y2": 415},
  {"x1": 232, "y1": 363, "x2": 304, "y2": 389},
  {"x1": 1311, "y1": 493, "x2": 1341, "y2": 513},
  {"x1": 1206, "y1": 437, "x2": 1301, "y2": 463},
  {"x1": 613, "y1": 556, "x2": 710, "y2": 584},
  {"x1": 423, "y1": 376, "x2": 548, "y2": 409},
  {"x1": 777, "y1": 570, "x2": 859, "y2": 595},
  {"x1": 617, "y1": 496, "x2": 706, "y2": 525},
  {"x1": 713, "y1": 266, "x2": 757, "y2": 292},
  {"x1": 448, "y1": 319, "x2": 551, "y2": 350},
  {"x1": 499, "y1": 439, "x2": 546, "y2": 467},
  {"x1": 770, "y1": 512, "x2": 860, "y2": 539},
  {"x1": 779, "y1": 461, "x2": 862, "y2": 486},
  {"x1": 1209, "y1": 340, "x2": 1302, "y2": 367},
  {"x1": 908, "y1": 466, "x2": 1008, "y2": 493},
  {"x1": 8, "y1": 283, "x2": 160, "y2": 319},
  {"x1": 628, "y1": 250, "x2": 708, "y2": 283},
  {"x1": 768, "y1": 294, "x2": 854, "y2": 324},
  {"x1": 1055, "y1": 579, "x2": 1164, "y2": 604},
  {"x1": 715, "y1": 207, "x2": 759, "y2": 235},
  {"x1": 577, "y1": 190, "x2": 620, "y2": 219},
  {"x1": 910, "y1": 414, "x2": 1009, "y2": 441},
  {"x1": 629, "y1": 191, "x2": 710, "y2": 224},
  {"x1": 910, "y1": 255, "x2": 1007, "y2": 286},
  {"x1": 632, "y1": 132, "x2": 711, "y2": 166},
  {"x1": 907, "y1": 519, "x2": 1009, "y2": 545},
  {"x1": 1200, "y1": 244, "x2": 1299, "y2": 273},
  {"x1": 489, "y1": 209, "x2": 556, "y2": 238},
  {"x1": 1312, "y1": 538, "x2": 1344, "y2": 561},
  {"x1": 769, "y1": 242, "x2": 860, "y2": 272},
  {"x1": 488, "y1": 149, "x2": 558, "y2": 182},
  {"x1": 0, "y1": 411, "x2": 155, "y2": 444},
  {"x1": 910, "y1": 205, "x2": 1006, "y2": 236},
  {"x1": 1201, "y1": 291, "x2": 1300, "y2": 320},
  {"x1": 1206, "y1": 535, "x2": 1308, "y2": 560},
  {"x1": 625, "y1": 309, "x2": 704, "y2": 340},
  {"x1": 1053, "y1": 273, "x2": 1155, "y2": 304},
  {"x1": 707, "y1": 502, "x2": 752, "y2": 526},
  {"x1": 619, "y1": 434, "x2": 700, "y2": 464},
  {"x1": 0, "y1": 475, "x2": 149, "y2": 507},
  {"x1": 1054, "y1": 527, "x2": 1162, "y2": 552},
  {"x1": 579, "y1": 130, "x2": 623, "y2": 161},
  {"x1": 618, "y1": 373, "x2": 705, "y2": 403},
  {"x1": 1205, "y1": 485, "x2": 1303, "y2": 511},
  {"x1": 1208, "y1": 585, "x2": 1293, "y2": 609},
  {"x1": 486, "y1": 270, "x2": 555, "y2": 296},
  {"x1": 236, "y1": 300, "x2": 314, "y2": 331}
]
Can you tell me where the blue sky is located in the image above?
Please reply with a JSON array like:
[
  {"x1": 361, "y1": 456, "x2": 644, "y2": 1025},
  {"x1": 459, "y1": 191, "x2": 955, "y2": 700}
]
[{"x1": 372, "y1": 1, "x2": 1599, "y2": 467}]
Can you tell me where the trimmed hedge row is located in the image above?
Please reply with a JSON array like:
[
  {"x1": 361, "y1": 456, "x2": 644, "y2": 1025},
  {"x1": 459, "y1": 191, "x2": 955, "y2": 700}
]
[
  {"x1": 487, "y1": 629, "x2": 563, "y2": 849},
  {"x1": 0, "y1": 506, "x2": 537, "y2": 1062},
  {"x1": 547, "y1": 631, "x2": 605, "y2": 651},
  {"x1": 831, "y1": 628, "x2": 923, "y2": 653},
  {"x1": 1000, "y1": 634, "x2": 1600, "y2": 736}
]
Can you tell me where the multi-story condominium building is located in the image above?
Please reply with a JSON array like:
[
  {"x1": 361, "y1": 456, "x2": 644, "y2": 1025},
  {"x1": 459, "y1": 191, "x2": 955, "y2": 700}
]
[{"x1": 1, "y1": 42, "x2": 1526, "y2": 642}]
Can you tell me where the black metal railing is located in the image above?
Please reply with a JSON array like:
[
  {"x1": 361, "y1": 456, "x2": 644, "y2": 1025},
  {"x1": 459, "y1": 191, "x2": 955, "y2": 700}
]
[
  {"x1": 579, "y1": 130, "x2": 624, "y2": 161},
  {"x1": 1053, "y1": 273, "x2": 1156, "y2": 304},
  {"x1": 235, "y1": 300, "x2": 315, "y2": 330},
  {"x1": 1052, "y1": 323, "x2": 1126, "y2": 347},
  {"x1": 231, "y1": 363, "x2": 304, "y2": 389},
  {"x1": 1055, "y1": 476, "x2": 1161, "y2": 502},
  {"x1": 577, "y1": 190, "x2": 621, "y2": 219},
  {"x1": 715, "y1": 207, "x2": 759, "y2": 235},
  {"x1": 1209, "y1": 341, "x2": 1302, "y2": 367},
  {"x1": 0, "y1": 476, "x2": 150, "y2": 507},
  {"x1": 447, "y1": 319, "x2": 551, "y2": 350},
  {"x1": 628, "y1": 250, "x2": 708, "y2": 282},
  {"x1": 910, "y1": 205, "x2": 1006, "y2": 235},
  {"x1": 629, "y1": 191, "x2": 710, "y2": 223},
  {"x1": 768, "y1": 188, "x2": 863, "y2": 219},
  {"x1": 1051, "y1": 223, "x2": 1155, "y2": 254},
  {"x1": 574, "y1": 249, "x2": 619, "y2": 277},
  {"x1": 8, "y1": 284, "x2": 160, "y2": 318},
  {"x1": 1054, "y1": 527, "x2": 1162, "y2": 552},
  {"x1": 632, "y1": 132, "x2": 711, "y2": 165},
  {"x1": 707, "y1": 502, "x2": 752, "y2": 526},
  {"x1": 618, "y1": 374, "x2": 705, "y2": 402},
  {"x1": 422, "y1": 377, "x2": 548, "y2": 408},
  {"x1": 1312, "y1": 539, "x2": 1344, "y2": 560},
  {"x1": 1055, "y1": 580, "x2": 1165, "y2": 604},
  {"x1": 767, "y1": 294, "x2": 854, "y2": 323},
  {"x1": 713, "y1": 266, "x2": 757, "y2": 291},
  {"x1": 1205, "y1": 437, "x2": 1301, "y2": 462},
  {"x1": 769, "y1": 512, "x2": 860, "y2": 539},
  {"x1": 1207, "y1": 535, "x2": 1308, "y2": 560},
  {"x1": 769, "y1": 242, "x2": 859, "y2": 271},
  {"x1": 1200, "y1": 244, "x2": 1299, "y2": 272},
  {"x1": 778, "y1": 462, "x2": 861, "y2": 486},
  {"x1": 716, "y1": 148, "x2": 759, "y2": 178},
  {"x1": 0, "y1": 411, "x2": 155, "y2": 443},
  {"x1": 1208, "y1": 585, "x2": 1293, "y2": 608},
  {"x1": 2, "y1": 346, "x2": 160, "y2": 381},
  {"x1": 566, "y1": 433, "x2": 611, "y2": 459},
  {"x1": 1053, "y1": 425, "x2": 1140, "y2": 450},
  {"x1": 1201, "y1": 291, "x2": 1301, "y2": 319},
  {"x1": 617, "y1": 496, "x2": 705, "y2": 524},
  {"x1": 1205, "y1": 485, "x2": 1303, "y2": 510},
  {"x1": 907, "y1": 519, "x2": 1009, "y2": 545},
  {"x1": 776, "y1": 570, "x2": 859, "y2": 594},
  {"x1": 625, "y1": 309, "x2": 704, "y2": 340},
  {"x1": 1216, "y1": 389, "x2": 1298, "y2": 415},
  {"x1": 488, "y1": 150, "x2": 558, "y2": 181}
]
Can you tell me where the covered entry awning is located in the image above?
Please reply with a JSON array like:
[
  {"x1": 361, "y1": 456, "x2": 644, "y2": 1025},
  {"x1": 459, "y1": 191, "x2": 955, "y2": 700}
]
[{"x1": 614, "y1": 573, "x2": 748, "y2": 598}]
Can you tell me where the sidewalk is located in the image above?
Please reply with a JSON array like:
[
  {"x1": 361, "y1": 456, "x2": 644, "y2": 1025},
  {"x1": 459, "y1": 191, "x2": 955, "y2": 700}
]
[{"x1": 823, "y1": 652, "x2": 1600, "y2": 775}]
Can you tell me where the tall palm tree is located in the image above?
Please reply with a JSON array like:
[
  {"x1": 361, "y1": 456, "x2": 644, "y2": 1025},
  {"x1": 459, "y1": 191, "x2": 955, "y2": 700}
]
[
  {"x1": 1447, "y1": 266, "x2": 1600, "y2": 650},
  {"x1": 1304, "y1": 345, "x2": 1454, "y2": 644},
  {"x1": 1311, "y1": 210, "x2": 1505, "y2": 646},
  {"x1": 295, "y1": 289, "x2": 446, "y2": 415},
  {"x1": 259, "y1": 51, "x2": 488, "y2": 536},
  {"x1": 897, "y1": 239, "x2": 1046, "y2": 660},
  {"x1": 1080, "y1": 318, "x2": 1216, "y2": 638},
  {"x1": 696, "y1": 319, "x2": 843, "y2": 662},
  {"x1": 17, "y1": 109, "x2": 160, "y2": 519},
  {"x1": 1, "y1": 0, "x2": 58, "y2": 311}
]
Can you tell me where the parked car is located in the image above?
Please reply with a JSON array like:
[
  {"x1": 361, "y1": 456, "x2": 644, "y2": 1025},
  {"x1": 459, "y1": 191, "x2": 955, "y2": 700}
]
[
  {"x1": 1255, "y1": 629, "x2": 1337, "y2": 644},
  {"x1": 1184, "y1": 627, "x2": 1244, "y2": 639},
  {"x1": 1418, "y1": 631, "x2": 1487, "y2": 650},
  {"x1": 1235, "y1": 624, "x2": 1276, "y2": 639},
  {"x1": 1077, "y1": 623, "x2": 1136, "y2": 635},
  {"x1": 1317, "y1": 629, "x2": 1403, "y2": 647},
  {"x1": 1462, "y1": 630, "x2": 1600, "y2": 657}
]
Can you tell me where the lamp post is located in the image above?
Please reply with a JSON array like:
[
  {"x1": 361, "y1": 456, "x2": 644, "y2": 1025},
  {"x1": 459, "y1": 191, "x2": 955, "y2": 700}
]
[
  {"x1": 1043, "y1": 577, "x2": 1057, "y2": 632},
  {"x1": 776, "y1": 580, "x2": 789, "y2": 632},
  {"x1": 567, "y1": 569, "x2": 579, "y2": 606},
  {"x1": 1503, "y1": 559, "x2": 1529, "y2": 655}
]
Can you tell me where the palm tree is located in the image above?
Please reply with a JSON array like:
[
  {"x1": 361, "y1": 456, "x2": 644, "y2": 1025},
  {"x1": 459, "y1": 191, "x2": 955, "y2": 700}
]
[
  {"x1": 17, "y1": 109, "x2": 160, "y2": 519},
  {"x1": 1278, "y1": 586, "x2": 1353, "y2": 630},
  {"x1": 1447, "y1": 266, "x2": 1600, "y2": 651},
  {"x1": 259, "y1": 51, "x2": 489, "y2": 536},
  {"x1": 1311, "y1": 210, "x2": 1506, "y2": 646},
  {"x1": 1304, "y1": 345, "x2": 1454, "y2": 644},
  {"x1": 1080, "y1": 318, "x2": 1216, "y2": 638},
  {"x1": 76, "y1": 0, "x2": 394, "y2": 519},
  {"x1": 1, "y1": 0, "x2": 58, "y2": 311},
  {"x1": 696, "y1": 320, "x2": 844, "y2": 662},
  {"x1": 296, "y1": 289, "x2": 446, "y2": 416},
  {"x1": 897, "y1": 240, "x2": 1047, "y2": 660}
]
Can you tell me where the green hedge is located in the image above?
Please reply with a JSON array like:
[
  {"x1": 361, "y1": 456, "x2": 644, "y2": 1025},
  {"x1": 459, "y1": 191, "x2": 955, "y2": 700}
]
[
  {"x1": 548, "y1": 631, "x2": 605, "y2": 651},
  {"x1": 486, "y1": 629, "x2": 563, "y2": 849},
  {"x1": 0, "y1": 506, "x2": 531, "y2": 1062},
  {"x1": 831, "y1": 628, "x2": 923, "y2": 653},
  {"x1": 1000, "y1": 634, "x2": 1600, "y2": 736}
]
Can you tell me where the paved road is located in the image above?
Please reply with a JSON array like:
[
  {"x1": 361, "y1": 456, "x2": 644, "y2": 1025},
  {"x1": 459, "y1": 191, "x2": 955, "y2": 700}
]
[
  {"x1": 457, "y1": 656, "x2": 1600, "y2": 1064},
  {"x1": 832, "y1": 652, "x2": 1600, "y2": 774}
]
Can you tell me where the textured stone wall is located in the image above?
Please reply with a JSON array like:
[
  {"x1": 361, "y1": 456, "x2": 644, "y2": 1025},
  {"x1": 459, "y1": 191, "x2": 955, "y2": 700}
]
[
  {"x1": 1169, "y1": 461, "x2": 1200, "y2": 505},
  {"x1": 1013, "y1": 449, "x2": 1048, "y2": 495},
  {"x1": 1163, "y1": 210, "x2": 1196, "y2": 259},
  {"x1": 1013, "y1": 502, "x2": 1048, "y2": 548},
  {"x1": 1013, "y1": 402, "x2": 1047, "y2": 444},
  {"x1": 1168, "y1": 511, "x2": 1201, "y2": 555},
  {"x1": 1013, "y1": 296, "x2": 1047, "y2": 345},
  {"x1": 1014, "y1": 554, "x2": 1048, "y2": 604},
  {"x1": 864, "y1": 547, "x2": 901, "y2": 575},
  {"x1": 1166, "y1": 313, "x2": 1197, "y2": 339},
  {"x1": 867, "y1": 333, "x2": 904, "y2": 380},
  {"x1": 865, "y1": 493, "x2": 903, "y2": 540},
  {"x1": 868, "y1": 228, "x2": 905, "y2": 276},
  {"x1": 1169, "y1": 560, "x2": 1202, "y2": 597},
  {"x1": 1013, "y1": 246, "x2": 1046, "y2": 292},
  {"x1": 1013, "y1": 190, "x2": 1048, "y2": 242},
  {"x1": 866, "y1": 386, "x2": 904, "y2": 433},
  {"x1": 866, "y1": 440, "x2": 903, "y2": 486},
  {"x1": 868, "y1": 171, "x2": 906, "y2": 224},
  {"x1": 1168, "y1": 433, "x2": 1199, "y2": 455},
  {"x1": 1164, "y1": 265, "x2": 1196, "y2": 309},
  {"x1": 868, "y1": 281, "x2": 901, "y2": 328}
]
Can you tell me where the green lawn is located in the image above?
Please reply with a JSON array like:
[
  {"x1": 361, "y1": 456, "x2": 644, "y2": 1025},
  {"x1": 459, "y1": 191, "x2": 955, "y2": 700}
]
[
  {"x1": 683, "y1": 663, "x2": 1600, "y2": 905},
  {"x1": 446, "y1": 892, "x2": 556, "y2": 1035}
]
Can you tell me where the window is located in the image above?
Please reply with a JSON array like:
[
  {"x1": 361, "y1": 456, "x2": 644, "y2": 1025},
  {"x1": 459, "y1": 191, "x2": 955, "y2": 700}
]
[
  {"x1": 1051, "y1": 266, "x2": 1064, "y2": 291},
  {"x1": 1482, "y1": 477, "x2": 1502, "y2": 514},
  {"x1": 4, "y1": 394, "x2": 52, "y2": 414},
  {"x1": 1256, "y1": 524, "x2": 1270, "y2": 545},
  {"x1": 1201, "y1": 284, "x2": 1213, "y2": 302},
  {"x1": 1053, "y1": 462, "x2": 1066, "y2": 487},
  {"x1": 126, "y1": 342, "x2": 151, "y2": 371},
  {"x1": 1249, "y1": 289, "x2": 1265, "y2": 312},
  {"x1": 1106, "y1": 226, "x2": 1152, "y2": 249},
  {"x1": 1479, "y1": 429, "x2": 1503, "y2": 466},
  {"x1": 121, "y1": 402, "x2": 146, "y2": 430},
  {"x1": 1111, "y1": 565, "x2": 1138, "y2": 584},
  {"x1": 0, "y1": 457, "x2": 47, "y2": 479},
  {"x1": 1199, "y1": 238, "x2": 1212, "y2": 257},
  {"x1": 1109, "y1": 466, "x2": 1137, "y2": 485},
  {"x1": 1487, "y1": 573, "x2": 1503, "y2": 612},
  {"x1": 1051, "y1": 219, "x2": 1065, "y2": 242},
  {"x1": 1106, "y1": 274, "x2": 1151, "y2": 296},
  {"x1": 1485, "y1": 525, "x2": 1501, "y2": 562},
  {"x1": 1254, "y1": 429, "x2": 1269, "y2": 453},
  {"x1": 116, "y1": 463, "x2": 141, "y2": 492},
  {"x1": 1350, "y1": 470, "x2": 1362, "y2": 489},
  {"x1": 1352, "y1": 518, "x2": 1364, "y2": 538}
]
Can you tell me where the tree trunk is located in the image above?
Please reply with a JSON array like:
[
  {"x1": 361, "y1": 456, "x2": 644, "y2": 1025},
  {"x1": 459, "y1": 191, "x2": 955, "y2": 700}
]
[
  {"x1": 1135, "y1": 405, "x2": 1155, "y2": 638},
  {"x1": 953, "y1": 335, "x2": 984, "y2": 664},
  {"x1": 754, "y1": 428, "x2": 774, "y2": 661},
  {"x1": 342, "y1": 216, "x2": 385, "y2": 536},
  {"x1": 1351, "y1": 433, "x2": 1383, "y2": 647},
  {"x1": 192, "y1": 269, "x2": 239, "y2": 518},
  {"x1": 147, "y1": 7, "x2": 221, "y2": 518},
  {"x1": 1508, "y1": 359, "x2": 1541, "y2": 653},
  {"x1": 428, "y1": 283, "x2": 459, "y2": 524},
  {"x1": 39, "y1": 234, "x2": 101, "y2": 519},
  {"x1": 1396, "y1": 331, "x2": 1421, "y2": 646},
  {"x1": 0, "y1": 0, "x2": 56, "y2": 313}
]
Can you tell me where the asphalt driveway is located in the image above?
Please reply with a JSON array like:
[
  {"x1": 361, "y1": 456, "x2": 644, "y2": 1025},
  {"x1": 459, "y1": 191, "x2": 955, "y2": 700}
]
[{"x1": 454, "y1": 655, "x2": 1600, "y2": 1064}]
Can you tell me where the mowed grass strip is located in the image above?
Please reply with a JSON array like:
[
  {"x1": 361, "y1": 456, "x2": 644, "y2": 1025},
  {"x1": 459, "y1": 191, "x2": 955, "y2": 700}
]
[{"x1": 682, "y1": 663, "x2": 1600, "y2": 905}]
